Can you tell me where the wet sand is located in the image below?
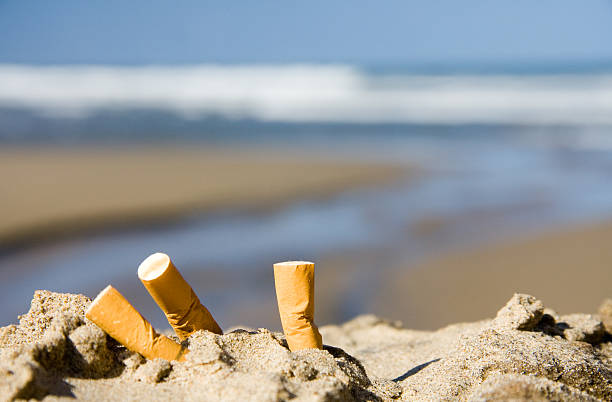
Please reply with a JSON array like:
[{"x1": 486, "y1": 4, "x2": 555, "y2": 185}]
[
  {"x1": 379, "y1": 220, "x2": 612, "y2": 330},
  {"x1": 0, "y1": 146, "x2": 407, "y2": 250}
]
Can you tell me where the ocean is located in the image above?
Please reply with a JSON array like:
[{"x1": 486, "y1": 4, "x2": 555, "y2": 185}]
[{"x1": 1, "y1": 63, "x2": 612, "y2": 328}]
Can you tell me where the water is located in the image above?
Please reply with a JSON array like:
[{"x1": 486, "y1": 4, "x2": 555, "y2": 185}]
[
  {"x1": 1, "y1": 64, "x2": 612, "y2": 125},
  {"x1": 1, "y1": 126, "x2": 612, "y2": 329},
  {"x1": 2, "y1": 64, "x2": 612, "y2": 328}
]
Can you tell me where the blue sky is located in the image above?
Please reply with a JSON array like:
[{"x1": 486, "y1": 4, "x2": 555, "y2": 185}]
[{"x1": 1, "y1": 1, "x2": 612, "y2": 65}]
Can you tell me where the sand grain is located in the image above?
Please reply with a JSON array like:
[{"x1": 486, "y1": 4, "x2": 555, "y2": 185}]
[{"x1": 1, "y1": 291, "x2": 611, "y2": 401}]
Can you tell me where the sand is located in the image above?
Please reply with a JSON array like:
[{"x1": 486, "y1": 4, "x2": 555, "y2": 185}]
[
  {"x1": 0, "y1": 146, "x2": 406, "y2": 251},
  {"x1": 378, "y1": 220, "x2": 612, "y2": 330},
  {"x1": 1, "y1": 291, "x2": 611, "y2": 401}
]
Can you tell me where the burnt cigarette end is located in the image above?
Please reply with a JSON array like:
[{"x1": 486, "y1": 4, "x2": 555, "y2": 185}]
[
  {"x1": 138, "y1": 253, "x2": 222, "y2": 340},
  {"x1": 86, "y1": 285, "x2": 186, "y2": 361},
  {"x1": 273, "y1": 261, "x2": 323, "y2": 351}
]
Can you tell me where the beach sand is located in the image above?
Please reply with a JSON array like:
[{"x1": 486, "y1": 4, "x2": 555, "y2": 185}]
[
  {"x1": 2, "y1": 146, "x2": 611, "y2": 400},
  {"x1": 0, "y1": 146, "x2": 406, "y2": 251},
  {"x1": 1, "y1": 290, "x2": 610, "y2": 401},
  {"x1": 378, "y1": 220, "x2": 612, "y2": 330}
]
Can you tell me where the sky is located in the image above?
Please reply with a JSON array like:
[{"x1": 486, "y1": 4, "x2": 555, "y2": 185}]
[{"x1": 1, "y1": 1, "x2": 612, "y2": 66}]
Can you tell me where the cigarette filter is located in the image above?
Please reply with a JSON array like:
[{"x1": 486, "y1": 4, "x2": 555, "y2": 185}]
[
  {"x1": 138, "y1": 253, "x2": 222, "y2": 340},
  {"x1": 86, "y1": 285, "x2": 187, "y2": 361},
  {"x1": 273, "y1": 261, "x2": 322, "y2": 351}
]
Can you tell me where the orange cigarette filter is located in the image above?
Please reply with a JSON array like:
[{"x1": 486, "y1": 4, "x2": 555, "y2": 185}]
[
  {"x1": 138, "y1": 253, "x2": 222, "y2": 340},
  {"x1": 273, "y1": 261, "x2": 323, "y2": 351},
  {"x1": 85, "y1": 285, "x2": 186, "y2": 361}
]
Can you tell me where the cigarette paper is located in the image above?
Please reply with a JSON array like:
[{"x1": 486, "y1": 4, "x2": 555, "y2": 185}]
[
  {"x1": 86, "y1": 285, "x2": 187, "y2": 361},
  {"x1": 138, "y1": 252, "x2": 222, "y2": 340},
  {"x1": 273, "y1": 261, "x2": 323, "y2": 351}
]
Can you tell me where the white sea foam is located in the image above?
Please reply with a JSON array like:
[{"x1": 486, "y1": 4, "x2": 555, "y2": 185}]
[{"x1": 1, "y1": 64, "x2": 612, "y2": 125}]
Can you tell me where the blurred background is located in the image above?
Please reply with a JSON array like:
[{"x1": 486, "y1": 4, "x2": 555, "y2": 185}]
[{"x1": 1, "y1": 1, "x2": 612, "y2": 331}]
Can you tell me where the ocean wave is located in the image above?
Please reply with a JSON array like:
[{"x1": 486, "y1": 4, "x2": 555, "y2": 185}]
[{"x1": 1, "y1": 64, "x2": 612, "y2": 125}]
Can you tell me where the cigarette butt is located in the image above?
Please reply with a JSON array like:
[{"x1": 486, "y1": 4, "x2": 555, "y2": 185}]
[
  {"x1": 138, "y1": 252, "x2": 222, "y2": 340},
  {"x1": 86, "y1": 285, "x2": 187, "y2": 361},
  {"x1": 273, "y1": 261, "x2": 322, "y2": 351}
]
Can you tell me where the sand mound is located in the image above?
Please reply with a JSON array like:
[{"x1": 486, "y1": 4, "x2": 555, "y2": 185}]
[
  {"x1": 0, "y1": 291, "x2": 386, "y2": 401},
  {"x1": 323, "y1": 294, "x2": 612, "y2": 401},
  {"x1": 1, "y1": 291, "x2": 611, "y2": 401}
]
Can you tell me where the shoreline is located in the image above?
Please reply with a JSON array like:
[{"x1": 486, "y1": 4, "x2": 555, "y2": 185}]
[
  {"x1": 0, "y1": 146, "x2": 409, "y2": 253},
  {"x1": 378, "y1": 219, "x2": 612, "y2": 330}
]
